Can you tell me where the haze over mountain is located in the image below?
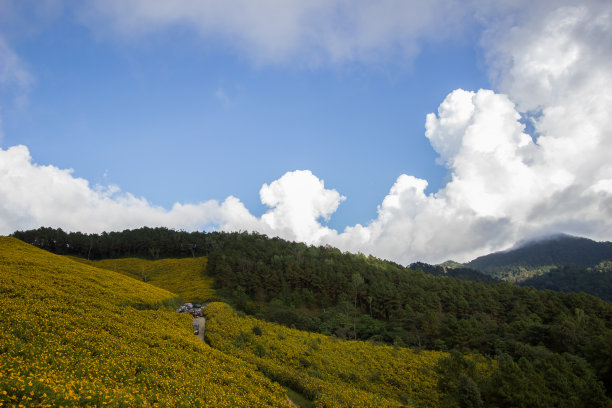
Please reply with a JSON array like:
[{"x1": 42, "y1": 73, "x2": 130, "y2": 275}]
[{"x1": 465, "y1": 234, "x2": 612, "y2": 281}]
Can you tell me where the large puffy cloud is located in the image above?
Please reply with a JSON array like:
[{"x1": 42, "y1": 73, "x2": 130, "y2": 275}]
[
  {"x1": 483, "y1": 3, "x2": 612, "y2": 236},
  {"x1": 286, "y1": 2, "x2": 612, "y2": 263},
  {"x1": 324, "y1": 90, "x2": 541, "y2": 263},
  {"x1": 361, "y1": 2, "x2": 612, "y2": 262},
  {"x1": 258, "y1": 170, "x2": 344, "y2": 243},
  {"x1": 338, "y1": 2, "x2": 612, "y2": 262}
]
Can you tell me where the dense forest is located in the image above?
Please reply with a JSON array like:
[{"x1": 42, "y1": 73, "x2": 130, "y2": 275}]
[
  {"x1": 10, "y1": 227, "x2": 612, "y2": 405},
  {"x1": 408, "y1": 262, "x2": 500, "y2": 284},
  {"x1": 520, "y1": 262, "x2": 612, "y2": 302}
]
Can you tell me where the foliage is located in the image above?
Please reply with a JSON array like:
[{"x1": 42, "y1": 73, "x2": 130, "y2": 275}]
[
  {"x1": 0, "y1": 237, "x2": 292, "y2": 407},
  {"x1": 520, "y1": 262, "x2": 612, "y2": 302},
  {"x1": 410, "y1": 261, "x2": 499, "y2": 284},
  {"x1": 72, "y1": 256, "x2": 216, "y2": 303},
  {"x1": 204, "y1": 302, "x2": 476, "y2": 407},
  {"x1": 11, "y1": 226, "x2": 223, "y2": 259}
]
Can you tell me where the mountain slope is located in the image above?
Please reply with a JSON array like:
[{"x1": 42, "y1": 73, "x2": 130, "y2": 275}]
[
  {"x1": 466, "y1": 234, "x2": 612, "y2": 281},
  {"x1": 204, "y1": 302, "x2": 470, "y2": 408},
  {"x1": 204, "y1": 231, "x2": 612, "y2": 405},
  {"x1": 0, "y1": 237, "x2": 291, "y2": 407},
  {"x1": 71, "y1": 256, "x2": 216, "y2": 303}
]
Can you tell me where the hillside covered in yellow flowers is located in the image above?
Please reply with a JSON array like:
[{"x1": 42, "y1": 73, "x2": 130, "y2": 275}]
[
  {"x1": 0, "y1": 236, "x2": 497, "y2": 408},
  {"x1": 1, "y1": 237, "x2": 469, "y2": 408},
  {"x1": 8, "y1": 227, "x2": 612, "y2": 407},
  {"x1": 71, "y1": 256, "x2": 216, "y2": 304},
  {"x1": 5, "y1": 232, "x2": 612, "y2": 407},
  {"x1": 0, "y1": 237, "x2": 292, "y2": 407}
]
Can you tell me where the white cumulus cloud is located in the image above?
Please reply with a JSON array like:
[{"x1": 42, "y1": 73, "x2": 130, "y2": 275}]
[
  {"x1": 0, "y1": 145, "x2": 227, "y2": 233},
  {"x1": 258, "y1": 170, "x2": 344, "y2": 244}
]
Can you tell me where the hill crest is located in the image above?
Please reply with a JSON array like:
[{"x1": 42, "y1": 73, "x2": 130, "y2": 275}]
[{"x1": 466, "y1": 234, "x2": 612, "y2": 281}]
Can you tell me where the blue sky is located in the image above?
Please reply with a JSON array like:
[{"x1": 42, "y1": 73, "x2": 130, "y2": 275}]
[
  {"x1": 3, "y1": 11, "x2": 484, "y2": 229},
  {"x1": 1, "y1": 1, "x2": 611, "y2": 263}
]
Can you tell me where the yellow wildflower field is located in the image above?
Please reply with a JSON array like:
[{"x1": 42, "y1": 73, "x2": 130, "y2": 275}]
[
  {"x1": 71, "y1": 256, "x2": 215, "y2": 303},
  {"x1": 205, "y1": 302, "x2": 481, "y2": 408},
  {"x1": 0, "y1": 237, "x2": 290, "y2": 407}
]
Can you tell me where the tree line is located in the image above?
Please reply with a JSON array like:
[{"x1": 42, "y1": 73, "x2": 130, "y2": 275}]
[{"x1": 11, "y1": 226, "x2": 222, "y2": 259}]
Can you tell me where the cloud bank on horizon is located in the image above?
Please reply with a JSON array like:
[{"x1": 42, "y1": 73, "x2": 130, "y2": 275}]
[{"x1": 1, "y1": 0, "x2": 611, "y2": 264}]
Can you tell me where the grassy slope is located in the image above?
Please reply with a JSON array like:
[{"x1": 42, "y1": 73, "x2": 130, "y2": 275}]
[
  {"x1": 0, "y1": 237, "x2": 290, "y2": 407},
  {"x1": 204, "y1": 302, "x2": 495, "y2": 408},
  {"x1": 71, "y1": 256, "x2": 216, "y2": 303}
]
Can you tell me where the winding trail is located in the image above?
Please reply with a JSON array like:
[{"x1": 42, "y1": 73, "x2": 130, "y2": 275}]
[{"x1": 192, "y1": 317, "x2": 206, "y2": 342}]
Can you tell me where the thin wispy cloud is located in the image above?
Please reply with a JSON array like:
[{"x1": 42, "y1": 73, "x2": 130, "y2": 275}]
[
  {"x1": 0, "y1": 35, "x2": 34, "y2": 142},
  {"x1": 214, "y1": 88, "x2": 232, "y2": 108},
  {"x1": 76, "y1": 0, "x2": 471, "y2": 67}
]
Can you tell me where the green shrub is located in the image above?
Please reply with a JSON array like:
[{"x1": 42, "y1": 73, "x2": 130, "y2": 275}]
[{"x1": 254, "y1": 343, "x2": 266, "y2": 357}]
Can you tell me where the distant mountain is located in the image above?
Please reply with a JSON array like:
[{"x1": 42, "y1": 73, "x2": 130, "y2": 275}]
[{"x1": 466, "y1": 234, "x2": 612, "y2": 282}]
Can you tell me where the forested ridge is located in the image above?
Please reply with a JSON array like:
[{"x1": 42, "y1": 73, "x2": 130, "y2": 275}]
[
  {"x1": 10, "y1": 227, "x2": 612, "y2": 406},
  {"x1": 466, "y1": 234, "x2": 612, "y2": 281},
  {"x1": 11, "y1": 226, "x2": 222, "y2": 259}
]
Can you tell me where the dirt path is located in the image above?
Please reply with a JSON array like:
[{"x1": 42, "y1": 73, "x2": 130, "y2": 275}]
[{"x1": 192, "y1": 317, "x2": 206, "y2": 342}]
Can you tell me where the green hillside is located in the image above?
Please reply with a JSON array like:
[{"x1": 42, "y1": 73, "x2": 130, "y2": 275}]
[
  {"x1": 0, "y1": 237, "x2": 496, "y2": 408},
  {"x1": 466, "y1": 234, "x2": 612, "y2": 281},
  {"x1": 7, "y1": 228, "x2": 612, "y2": 406},
  {"x1": 0, "y1": 237, "x2": 292, "y2": 407},
  {"x1": 203, "y1": 231, "x2": 612, "y2": 406}
]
